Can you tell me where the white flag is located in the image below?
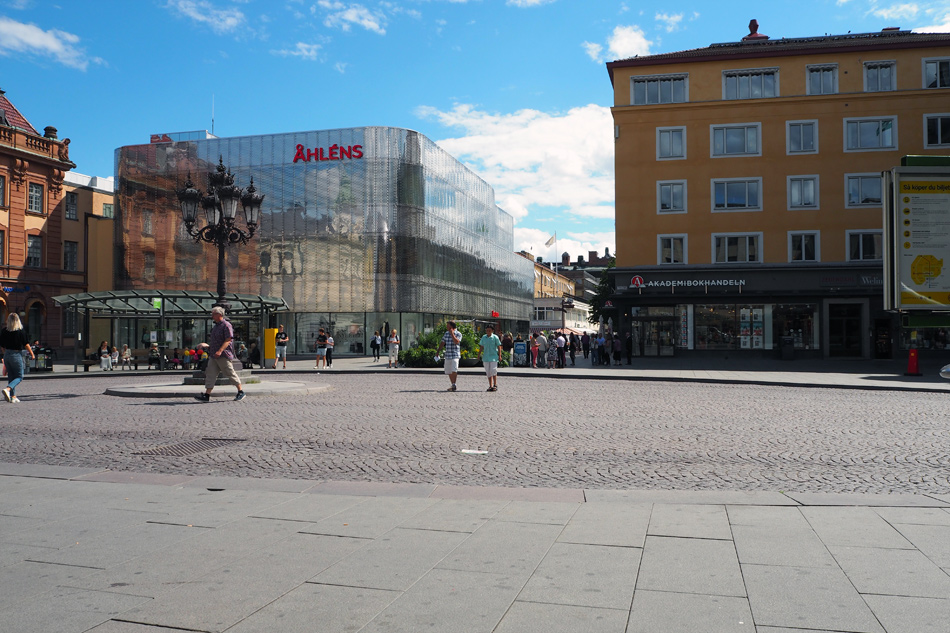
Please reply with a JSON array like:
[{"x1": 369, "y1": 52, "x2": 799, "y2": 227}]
[{"x1": 544, "y1": 233, "x2": 556, "y2": 247}]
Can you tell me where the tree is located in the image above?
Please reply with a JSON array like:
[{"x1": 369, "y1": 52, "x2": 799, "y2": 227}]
[{"x1": 588, "y1": 256, "x2": 616, "y2": 326}]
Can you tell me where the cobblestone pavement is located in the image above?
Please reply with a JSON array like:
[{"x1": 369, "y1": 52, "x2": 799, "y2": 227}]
[{"x1": 2, "y1": 373, "x2": 950, "y2": 494}]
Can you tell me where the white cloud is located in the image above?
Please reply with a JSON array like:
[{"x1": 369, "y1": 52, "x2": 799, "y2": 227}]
[
  {"x1": 0, "y1": 16, "x2": 100, "y2": 70},
  {"x1": 316, "y1": 0, "x2": 386, "y2": 34},
  {"x1": 270, "y1": 41, "x2": 322, "y2": 60},
  {"x1": 334, "y1": 61, "x2": 348, "y2": 73},
  {"x1": 417, "y1": 102, "x2": 615, "y2": 244},
  {"x1": 583, "y1": 24, "x2": 652, "y2": 63},
  {"x1": 506, "y1": 0, "x2": 556, "y2": 6},
  {"x1": 581, "y1": 41, "x2": 603, "y2": 61},
  {"x1": 166, "y1": 0, "x2": 246, "y2": 34},
  {"x1": 607, "y1": 24, "x2": 652, "y2": 60},
  {"x1": 655, "y1": 12, "x2": 683, "y2": 33},
  {"x1": 873, "y1": 2, "x2": 920, "y2": 19}
]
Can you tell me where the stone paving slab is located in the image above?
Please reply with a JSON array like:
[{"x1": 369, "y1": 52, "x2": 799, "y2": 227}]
[
  {"x1": 786, "y1": 491, "x2": 950, "y2": 507},
  {"x1": 732, "y1": 525, "x2": 838, "y2": 568},
  {"x1": 743, "y1": 565, "x2": 885, "y2": 633},
  {"x1": 556, "y1": 502, "x2": 651, "y2": 548},
  {"x1": 436, "y1": 519, "x2": 562, "y2": 578},
  {"x1": 863, "y1": 595, "x2": 950, "y2": 633},
  {"x1": 646, "y1": 503, "x2": 732, "y2": 540},
  {"x1": 516, "y1": 541, "x2": 640, "y2": 610},
  {"x1": 829, "y1": 545, "x2": 950, "y2": 598},
  {"x1": 0, "y1": 586, "x2": 149, "y2": 633},
  {"x1": 636, "y1": 535, "x2": 746, "y2": 597},
  {"x1": 627, "y1": 590, "x2": 754, "y2": 633},
  {"x1": 801, "y1": 507, "x2": 916, "y2": 549},
  {"x1": 495, "y1": 601, "x2": 629, "y2": 633},
  {"x1": 586, "y1": 489, "x2": 798, "y2": 505}
]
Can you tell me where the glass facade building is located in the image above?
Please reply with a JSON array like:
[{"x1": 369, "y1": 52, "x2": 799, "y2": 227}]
[{"x1": 114, "y1": 127, "x2": 534, "y2": 355}]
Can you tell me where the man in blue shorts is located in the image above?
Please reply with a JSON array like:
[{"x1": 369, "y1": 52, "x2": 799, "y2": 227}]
[{"x1": 314, "y1": 328, "x2": 328, "y2": 369}]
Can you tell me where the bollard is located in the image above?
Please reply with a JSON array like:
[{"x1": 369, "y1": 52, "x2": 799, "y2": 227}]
[{"x1": 905, "y1": 348, "x2": 922, "y2": 376}]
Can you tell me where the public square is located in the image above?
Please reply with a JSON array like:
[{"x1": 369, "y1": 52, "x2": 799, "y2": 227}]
[
  {"x1": 2, "y1": 366, "x2": 950, "y2": 633},
  {"x1": 1, "y1": 367, "x2": 949, "y2": 494}
]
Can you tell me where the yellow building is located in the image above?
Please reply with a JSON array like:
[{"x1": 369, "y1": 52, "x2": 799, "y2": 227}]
[{"x1": 606, "y1": 24, "x2": 950, "y2": 359}]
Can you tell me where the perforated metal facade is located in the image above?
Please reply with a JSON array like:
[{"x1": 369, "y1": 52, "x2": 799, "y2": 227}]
[{"x1": 114, "y1": 127, "x2": 533, "y2": 353}]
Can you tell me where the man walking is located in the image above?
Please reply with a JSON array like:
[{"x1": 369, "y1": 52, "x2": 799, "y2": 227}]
[
  {"x1": 273, "y1": 324, "x2": 289, "y2": 369},
  {"x1": 479, "y1": 324, "x2": 502, "y2": 392},
  {"x1": 437, "y1": 321, "x2": 463, "y2": 391},
  {"x1": 195, "y1": 306, "x2": 245, "y2": 402}
]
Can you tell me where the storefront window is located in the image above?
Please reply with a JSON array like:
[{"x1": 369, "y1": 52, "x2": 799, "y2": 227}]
[
  {"x1": 332, "y1": 313, "x2": 366, "y2": 355},
  {"x1": 737, "y1": 305, "x2": 766, "y2": 350},
  {"x1": 772, "y1": 304, "x2": 817, "y2": 349},
  {"x1": 695, "y1": 304, "x2": 737, "y2": 350},
  {"x1": 900, "y1": 327, "x2": 950, "y2": 350},
  {"x1": 295, "y1": 313, "x2": 331, "y2": 353}
]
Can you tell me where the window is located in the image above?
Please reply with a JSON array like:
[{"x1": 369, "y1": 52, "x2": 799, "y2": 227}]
[
  {"x1": 143, "y1": 209, "x2": 153, "y2": 236},
  {"x1": 102, "y1": 203, "x2": 114, "y2": 218},
  {"x1": 65, "y1": 191, "x2": 78, "y2": 220},
  {"x1": 712, "y1": 178, "x2": 761, "y2": 212},
  {"x1": 723, "y1": 68, "x2": 778, "y2": 100},
  {"x1": 848, "y1": 231, "x2": 882, "y2": 261},
  {"x1": 924, "y1": 58, "x2": 950, "y2": 89},
  {"x1": 143, "y1": 251, "x2": 155, "y2": 281},
  {"x1": 63, "y1": 240, "x2": 78, "y2": 271},
  {"x1": 28, "y1": 183, "x2": 44, "y2": 214},
  {"x1": 658, "y1": 235, "x2": 686, "y2": 264},
  {"x1": 0, "y1": 174, "x2": 5, "y2": 207},
  {"x1": 846, "y1": 174, "x2": 883, "y2": 207},
  {"x1": 711, "y1": 123, "x2": 760, "y2": 157},
  {"x1": 632, "y1": 74, "x2": 687, "y2": 105},
  {"x1": 657, "y1": 180, "x2": 686, "y2": 213},
  {"x1": 925, "y1": 114, "x2": 950, "y2": 147},
  {"x1": 807, "y1": 64, "x2": 837, "y2": 95},
  {"x1": 713, "y1": 234, "x2": 761, "y2": 263},
  {"x1": 0, "y1": 230, "x2": 4, "y2": 266},
  {"x1": 788, "y1": 175, "x2": 819, "y2": 209},
  {"x1": 864, "y1": 61, "x2": 895, "y2": 91},
  {"x1": 845, "y1": 116, "x2": 897, "y2": 151},
  {"x1": 657, "y1": 127, "x2": 686, "y2": 160},
  {"x1": 63, "y1": 309, "x2": 77, "y2": 337},
  {"x1": 26, "y1": 235, "x2": 42, "y2": 267},
  {"x1": 787, "y1": 120, "x2": 818, "y2": 154},
  {"x1": 789, "y1": 232, "x2": 819, "y2": 262}
]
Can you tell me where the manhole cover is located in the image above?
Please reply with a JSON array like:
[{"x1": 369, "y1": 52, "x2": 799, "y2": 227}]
[{"x1": 133, "y1": 438, "x2": 246, "y2": 457}]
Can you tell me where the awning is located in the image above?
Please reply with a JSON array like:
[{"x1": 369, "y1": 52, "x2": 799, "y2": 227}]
[
  {"x1": 52, "y1": 290, "x2": 288, "y2": 316},
  {"x1": 529, "y1": 326, "x2": 590, "y2": 336}
]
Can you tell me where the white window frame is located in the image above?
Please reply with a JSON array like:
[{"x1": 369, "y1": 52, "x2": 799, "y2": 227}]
[
  {"x1": 786, "y1": 119, "x2": 818, "y2": 155},
  {"x1": 788, "y1": 231, "x2": 820, "y2": 263},
  {"x1": 631, "y1": 73, "x2": 689, "y2": 105},
  {"x1": 27, "y1": 182, "x2": 44, "y2": 214},
  {"x1": 711, "y1": 177, "x2": 762, "y2": 213},
  {"x1": 846, "y1": 230, "x2": 883, "y2": 261},
  {"x1": 845, "y1": 173, "x2": 883, "y2": 208},
  {"x1": 924, "y1": 113, "x2": 950, "y2": 148},
  {"x1": 710, "y1": 123, "x2": 761, "y2": 157},
  {"x1": 722, "y1": 67, "x2": 779, "y2": 100},
  {"x1": 658, "y1": 234, "x2": 687, "y2": 265},
  {"x1": 923, "y1": 57, "x2": 950, "y2": 89},
  {"x1": 656, "y1": 126, "x2": 686, "y2": 160},
  {"x1": 844, "y1": 115, "x2": 897, "y2": 152},
  {"x1": 657, "y1": 180, "x2": 687, "y2": 214},
  {"x1": 864, "y1": 60, "x2": 896, "y2": 92},
  {"x1": 787, "y1": 175, "x2": 820, "y2": 210},
  {"x1": 712, "y1": 232, "x2": 762, "y2": 264},
  {"x1": 806, "y1": 64, "x2": 838, "y2": 95}
]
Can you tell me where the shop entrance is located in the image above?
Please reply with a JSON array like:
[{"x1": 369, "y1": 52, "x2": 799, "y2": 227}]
[
  {"x1": 874, "y1": 318, "x2": 892, "y2": 359},
  {"x1": 630, "y1": 318, "x2": 676, "y2": 357},
  {"x1": 829, "y1": 304, "x2": 862, "y2": 357}
]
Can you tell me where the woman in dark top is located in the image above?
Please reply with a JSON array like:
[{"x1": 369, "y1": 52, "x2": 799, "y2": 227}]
[{"x1": 1, "y1": 314, "x2": 34, "y2": 403}]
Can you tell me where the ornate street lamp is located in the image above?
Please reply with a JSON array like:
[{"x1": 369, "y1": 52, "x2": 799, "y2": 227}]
[{"x1": 176, "y1": 157, "x2": 264, "y2": 310}]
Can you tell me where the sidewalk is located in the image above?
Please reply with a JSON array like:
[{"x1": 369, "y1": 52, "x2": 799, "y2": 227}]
[
  {"x1": 45, "y1": 352, "x2": 950, "y2": 393},
  {"x1": 1, "y1": 462, "x2": 948, "y2": 633}
]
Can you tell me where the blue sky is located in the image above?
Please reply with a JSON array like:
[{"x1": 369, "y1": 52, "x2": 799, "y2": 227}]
[{"x1": 1, "y1": 0, "x2": 948, "y2": 261}]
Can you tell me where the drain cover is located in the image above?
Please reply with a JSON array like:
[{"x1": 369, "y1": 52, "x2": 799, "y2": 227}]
[{"x1": 133, "y1": 438, "x2": 246, "y2": 457}]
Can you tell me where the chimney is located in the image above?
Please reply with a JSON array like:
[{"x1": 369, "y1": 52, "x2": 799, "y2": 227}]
[
  {"x1": 44, "y1": 126, "x2": 58, "y2": 140},
  {"x1": 578, "y1": 255, "x2": 585, "y2": 265},
  {"x1": 588, "y1": 250, "x2": 597, "y2": 262},
  {"x1": 742, "y1": 19, "x2": 768, "y2": 41}
]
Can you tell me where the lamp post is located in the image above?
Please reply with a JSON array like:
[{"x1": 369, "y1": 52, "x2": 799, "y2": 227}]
[{"x1": 176, "y1": 157, "x2": 264, "y2": 311}]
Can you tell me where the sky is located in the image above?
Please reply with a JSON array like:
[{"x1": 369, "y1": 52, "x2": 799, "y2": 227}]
[{"x1": 1, "y1": 0, "x2": 949, "y2": 262}]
